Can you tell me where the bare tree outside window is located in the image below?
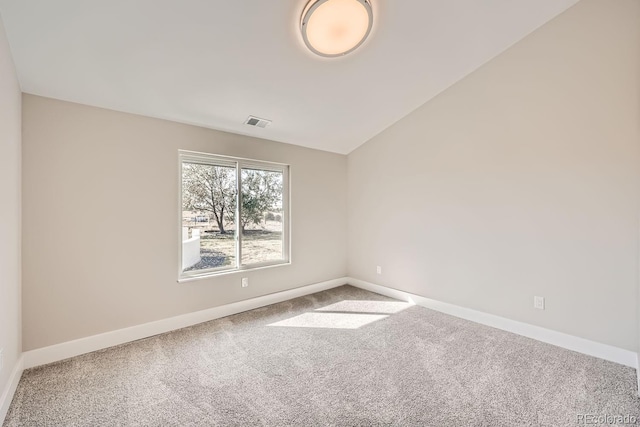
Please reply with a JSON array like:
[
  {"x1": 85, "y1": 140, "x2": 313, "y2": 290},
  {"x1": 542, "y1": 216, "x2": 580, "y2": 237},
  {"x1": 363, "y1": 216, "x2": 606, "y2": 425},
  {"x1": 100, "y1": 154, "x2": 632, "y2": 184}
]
[{"x1": 182, "y1": 163, "x2": 236, "y2": 234}]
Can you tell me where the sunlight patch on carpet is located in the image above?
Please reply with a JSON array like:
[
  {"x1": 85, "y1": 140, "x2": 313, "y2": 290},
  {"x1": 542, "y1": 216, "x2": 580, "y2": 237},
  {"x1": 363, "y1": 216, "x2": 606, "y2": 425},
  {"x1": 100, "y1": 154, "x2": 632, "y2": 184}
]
[
  {"x1": 267, "y1": 312, "x2": 388, "y2": 329},
  {"x1": 315, "y1": 300, "x2": 412, "y2": 314}
]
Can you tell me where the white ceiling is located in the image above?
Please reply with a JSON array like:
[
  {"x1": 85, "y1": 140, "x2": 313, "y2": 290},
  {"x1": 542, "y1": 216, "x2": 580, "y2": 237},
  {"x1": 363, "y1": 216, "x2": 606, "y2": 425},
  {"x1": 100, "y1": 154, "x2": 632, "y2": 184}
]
[{"x1": 0, "y1": 0, "x2": 578, "y2": 154}]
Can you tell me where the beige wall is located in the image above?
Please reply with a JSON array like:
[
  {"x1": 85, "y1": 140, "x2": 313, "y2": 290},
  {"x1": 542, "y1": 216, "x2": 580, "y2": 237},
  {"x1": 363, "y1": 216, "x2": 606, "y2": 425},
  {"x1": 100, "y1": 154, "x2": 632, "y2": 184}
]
[
  {"x1": 0, "y1": 15, "x2": 21, "y2": 395},
  {"x1": 348, "y1": 0, "x2": 640, "y2": 351},
  {"x1": 22, "y1": 95, "x2": 348, "y2": 351}
]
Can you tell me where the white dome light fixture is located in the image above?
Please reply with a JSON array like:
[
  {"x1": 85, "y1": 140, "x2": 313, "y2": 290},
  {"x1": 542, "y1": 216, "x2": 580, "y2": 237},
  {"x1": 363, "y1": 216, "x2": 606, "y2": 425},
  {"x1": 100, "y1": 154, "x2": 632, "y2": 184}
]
[{"x1": 301, "y1": 0, "x2": 373, "y2": 57}]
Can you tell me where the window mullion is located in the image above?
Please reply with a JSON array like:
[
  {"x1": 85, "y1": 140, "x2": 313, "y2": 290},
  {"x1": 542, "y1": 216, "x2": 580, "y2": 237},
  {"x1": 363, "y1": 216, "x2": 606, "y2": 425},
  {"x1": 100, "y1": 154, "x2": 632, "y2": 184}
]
[{"x1": 235, "y1": 162, "x2": 242, "y2": 268}]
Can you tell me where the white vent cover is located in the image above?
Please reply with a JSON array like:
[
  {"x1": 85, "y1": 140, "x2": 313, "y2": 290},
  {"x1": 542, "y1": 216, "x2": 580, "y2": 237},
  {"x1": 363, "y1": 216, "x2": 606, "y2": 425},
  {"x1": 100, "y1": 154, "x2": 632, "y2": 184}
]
[{"x1": 244, "y1": 116, "x2": 272, "y2": 128}]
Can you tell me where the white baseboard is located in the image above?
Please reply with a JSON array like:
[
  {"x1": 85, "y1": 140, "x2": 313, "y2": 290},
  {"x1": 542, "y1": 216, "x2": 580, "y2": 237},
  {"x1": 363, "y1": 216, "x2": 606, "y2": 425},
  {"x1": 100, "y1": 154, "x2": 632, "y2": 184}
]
[
  {"x1": 23, "y1": 277, "x2": 347, "y2": 369},
  {"x1": 0, "y1": 355, "x2": 23, "y2": 424},
  {"x1": 348, "y1": 277, "x2": 638, "y2": 369},
  {"x1": 17, "y1": 275, "x2": 639, "y2": 383}
]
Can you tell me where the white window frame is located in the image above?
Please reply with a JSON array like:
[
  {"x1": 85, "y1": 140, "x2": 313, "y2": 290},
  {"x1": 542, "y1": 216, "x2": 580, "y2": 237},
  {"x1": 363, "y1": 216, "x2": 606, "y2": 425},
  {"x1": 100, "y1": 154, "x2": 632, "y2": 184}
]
[{"x1": 178, "y1": 150, "x2": 290, "y2": 281}]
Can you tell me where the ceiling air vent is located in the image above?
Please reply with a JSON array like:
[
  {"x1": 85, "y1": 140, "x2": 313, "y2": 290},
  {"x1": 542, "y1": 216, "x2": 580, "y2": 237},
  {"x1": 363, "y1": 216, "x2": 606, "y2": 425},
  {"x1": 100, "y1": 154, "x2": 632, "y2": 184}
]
[{"x1": 244, "y1": 116, "x2": 271, "y2": 128}]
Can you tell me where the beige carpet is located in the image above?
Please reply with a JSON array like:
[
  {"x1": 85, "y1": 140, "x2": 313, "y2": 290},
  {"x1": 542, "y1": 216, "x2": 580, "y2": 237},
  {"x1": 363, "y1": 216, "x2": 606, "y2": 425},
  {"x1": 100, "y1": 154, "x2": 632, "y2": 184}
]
[{"x1": 4, "y1": 285, "x2": 639, "y2": 426}]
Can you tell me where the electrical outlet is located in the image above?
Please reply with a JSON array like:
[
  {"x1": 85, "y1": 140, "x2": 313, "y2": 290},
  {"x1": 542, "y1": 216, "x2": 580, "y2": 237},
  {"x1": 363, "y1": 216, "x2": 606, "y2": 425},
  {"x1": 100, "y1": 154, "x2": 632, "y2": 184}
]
[
  {"x1": 376, "y1": 266, "x2": 382, "y2": 275},
  {"x1": 534, "y1": 296, "x2": 545, "y2": 310},
  {"x1": 241, "y1": 277, "x2": 249, "y2": 288}
]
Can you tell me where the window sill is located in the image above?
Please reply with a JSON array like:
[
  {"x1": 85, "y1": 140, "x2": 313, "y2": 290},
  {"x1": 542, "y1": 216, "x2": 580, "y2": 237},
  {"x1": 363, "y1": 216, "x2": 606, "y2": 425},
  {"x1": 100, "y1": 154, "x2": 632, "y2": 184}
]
[{"x1": 177, "y1": 261, "x2": 292, "y2": 283}]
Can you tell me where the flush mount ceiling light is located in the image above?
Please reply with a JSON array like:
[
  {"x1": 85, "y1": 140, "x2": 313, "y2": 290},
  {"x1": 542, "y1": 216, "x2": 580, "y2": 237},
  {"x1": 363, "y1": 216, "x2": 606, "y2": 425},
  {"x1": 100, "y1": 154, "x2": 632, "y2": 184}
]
[{"x1": 301, "y1": 0, "x2": 373, "y2": 57}]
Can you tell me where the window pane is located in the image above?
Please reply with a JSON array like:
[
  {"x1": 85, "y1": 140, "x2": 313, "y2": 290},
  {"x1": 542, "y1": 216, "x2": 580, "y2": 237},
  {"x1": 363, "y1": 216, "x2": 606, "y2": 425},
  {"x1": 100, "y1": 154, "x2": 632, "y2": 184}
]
[
  {"x1": 241, "y1": 168, "x2": 284, "y2": 265},
  {"x1": 182, "y1": 162, "x2": 237, "y2": 272}
]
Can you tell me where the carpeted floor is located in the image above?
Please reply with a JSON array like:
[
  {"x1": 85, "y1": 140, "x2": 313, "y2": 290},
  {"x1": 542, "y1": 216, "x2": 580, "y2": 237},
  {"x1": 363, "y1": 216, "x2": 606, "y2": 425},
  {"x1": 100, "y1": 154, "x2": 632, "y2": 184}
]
[{"x1": 4, "y1": 285, "x2": 640, "y2": 426}]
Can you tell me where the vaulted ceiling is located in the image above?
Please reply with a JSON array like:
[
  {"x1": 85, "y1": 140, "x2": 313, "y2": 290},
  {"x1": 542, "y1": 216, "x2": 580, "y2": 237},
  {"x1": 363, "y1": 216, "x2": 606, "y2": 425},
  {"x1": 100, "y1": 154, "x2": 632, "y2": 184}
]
[{"x1": 0, "y1": 0, "x2": 578, "y2": 153}]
